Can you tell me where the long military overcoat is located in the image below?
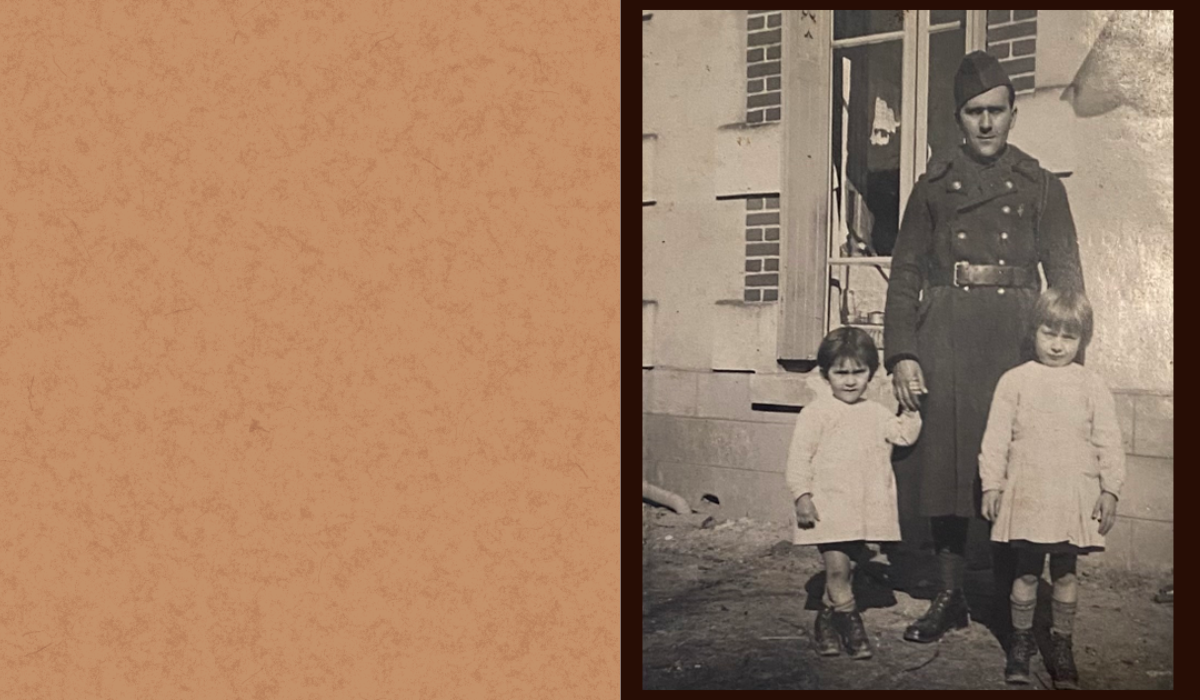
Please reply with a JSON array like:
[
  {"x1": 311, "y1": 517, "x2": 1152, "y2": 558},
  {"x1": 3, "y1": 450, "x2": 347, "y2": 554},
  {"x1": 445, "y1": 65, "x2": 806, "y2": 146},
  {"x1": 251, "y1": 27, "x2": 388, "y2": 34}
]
[{"x1": 883, "y1": 144, "x2": 1085, "y2": 518}]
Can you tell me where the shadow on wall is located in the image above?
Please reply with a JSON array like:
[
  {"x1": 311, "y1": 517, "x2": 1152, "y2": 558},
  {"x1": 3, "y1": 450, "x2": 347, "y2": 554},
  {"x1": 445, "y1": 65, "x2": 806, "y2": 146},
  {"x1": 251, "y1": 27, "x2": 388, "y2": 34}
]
[{"x1": 1061, "y1": 10, "x2": 1172, "y2": 118}]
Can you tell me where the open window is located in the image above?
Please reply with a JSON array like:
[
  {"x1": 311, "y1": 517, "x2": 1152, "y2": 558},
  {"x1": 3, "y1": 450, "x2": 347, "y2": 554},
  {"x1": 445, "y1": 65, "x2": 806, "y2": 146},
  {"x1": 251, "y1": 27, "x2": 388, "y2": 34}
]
[{"x1": 825, "y1": 11, "x2": 986, "y2": 354}]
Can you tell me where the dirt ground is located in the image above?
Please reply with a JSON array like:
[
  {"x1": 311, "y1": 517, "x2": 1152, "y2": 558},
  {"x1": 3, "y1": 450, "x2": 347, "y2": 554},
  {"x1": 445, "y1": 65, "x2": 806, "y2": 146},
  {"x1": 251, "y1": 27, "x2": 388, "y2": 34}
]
[{"x1": 642, "y1": 504, "x2": 1173, "y2": 690}]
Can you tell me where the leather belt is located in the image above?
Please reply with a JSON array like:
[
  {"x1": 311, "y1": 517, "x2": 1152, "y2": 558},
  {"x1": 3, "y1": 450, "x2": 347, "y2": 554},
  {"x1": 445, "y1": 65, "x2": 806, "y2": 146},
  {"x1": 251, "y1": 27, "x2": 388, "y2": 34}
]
[{"x1": 929, "y1": 262, "x2": 1038, "y2": 288}]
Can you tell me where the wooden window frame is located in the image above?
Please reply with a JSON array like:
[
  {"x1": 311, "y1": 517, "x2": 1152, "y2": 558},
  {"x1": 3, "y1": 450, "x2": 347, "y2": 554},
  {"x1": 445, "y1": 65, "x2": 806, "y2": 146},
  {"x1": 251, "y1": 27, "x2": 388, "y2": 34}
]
[{"x1": 777, "y1": 10, "x2": 986, "y2": 365}]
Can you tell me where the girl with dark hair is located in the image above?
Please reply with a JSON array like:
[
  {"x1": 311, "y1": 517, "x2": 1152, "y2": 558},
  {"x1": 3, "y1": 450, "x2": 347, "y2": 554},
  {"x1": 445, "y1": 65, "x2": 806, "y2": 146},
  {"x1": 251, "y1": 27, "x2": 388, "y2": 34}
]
[{"x1": 787, "y1": 327, "x2": 922, "y2": 659}]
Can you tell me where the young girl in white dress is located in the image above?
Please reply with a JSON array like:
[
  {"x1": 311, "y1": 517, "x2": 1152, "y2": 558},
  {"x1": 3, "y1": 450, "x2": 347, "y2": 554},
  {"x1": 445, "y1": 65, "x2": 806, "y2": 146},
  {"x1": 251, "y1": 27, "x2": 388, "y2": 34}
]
[
  {"x1": 786, "y1": 327, "x2": 922, "y2": 659},
  {"x1": 979, "y1": 288, "x2": 1125, "y2": 689}
]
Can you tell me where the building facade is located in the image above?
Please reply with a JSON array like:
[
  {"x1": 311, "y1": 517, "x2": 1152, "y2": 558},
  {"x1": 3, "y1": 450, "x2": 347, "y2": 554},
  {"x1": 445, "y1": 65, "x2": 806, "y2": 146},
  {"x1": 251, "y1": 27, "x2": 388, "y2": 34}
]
[{"x1": 642, "y1": 10, "x2": 1172, "y2": 572}]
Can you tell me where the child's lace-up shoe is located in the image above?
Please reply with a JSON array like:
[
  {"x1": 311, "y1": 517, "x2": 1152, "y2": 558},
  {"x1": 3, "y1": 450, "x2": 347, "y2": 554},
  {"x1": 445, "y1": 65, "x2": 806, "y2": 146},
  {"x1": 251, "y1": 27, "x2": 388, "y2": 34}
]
[
  {"x1": 832, "y1": 610, "x2": 873, "y2": 660},
  {"x1": 1004, "y1": 628, "x2": 1037, "y2": 684},
  {"x1": 1048, "y1": 631, "x2": 1079, "y2": 689},
  {"x1": 813, "y1": 607, "x2": 841, "y2": 656}
]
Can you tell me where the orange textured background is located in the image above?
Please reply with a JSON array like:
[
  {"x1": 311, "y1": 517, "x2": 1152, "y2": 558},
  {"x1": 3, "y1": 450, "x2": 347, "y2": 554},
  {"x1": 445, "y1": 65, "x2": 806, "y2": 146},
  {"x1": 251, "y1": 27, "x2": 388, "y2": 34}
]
[{"x1": 0, "y1": 1, "x2": 619, "y2": 698}]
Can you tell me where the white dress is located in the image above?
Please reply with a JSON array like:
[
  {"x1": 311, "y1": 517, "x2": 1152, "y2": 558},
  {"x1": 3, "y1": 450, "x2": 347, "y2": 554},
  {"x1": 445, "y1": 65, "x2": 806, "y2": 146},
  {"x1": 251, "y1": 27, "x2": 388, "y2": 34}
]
[
  {"x1": 978, "y1": 362, "x2": 1126, "y2": 549},
  {"x1": 786, "y1": 396, "x2": 922, "y2": 545}
]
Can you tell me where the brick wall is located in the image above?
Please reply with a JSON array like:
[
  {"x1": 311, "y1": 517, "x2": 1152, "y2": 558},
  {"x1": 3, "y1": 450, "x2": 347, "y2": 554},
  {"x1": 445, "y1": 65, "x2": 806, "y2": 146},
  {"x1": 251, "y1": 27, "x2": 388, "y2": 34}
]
[
  {"x1": 987, "y1": 10, "x2": 1038, "y2": 94},
  {"x1": 743, "y1": 194, "x2": 780, "y2": 301},
  {"x1": 746, "y1": 11, "x2": 783, "y2": 123}
]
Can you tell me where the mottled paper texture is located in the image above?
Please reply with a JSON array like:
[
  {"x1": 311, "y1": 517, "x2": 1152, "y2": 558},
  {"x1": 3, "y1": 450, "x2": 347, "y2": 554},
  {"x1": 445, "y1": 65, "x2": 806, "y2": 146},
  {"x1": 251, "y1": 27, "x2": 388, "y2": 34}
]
[{"x1": 0, "y1": 2, "x2": 619, "y2": 697}]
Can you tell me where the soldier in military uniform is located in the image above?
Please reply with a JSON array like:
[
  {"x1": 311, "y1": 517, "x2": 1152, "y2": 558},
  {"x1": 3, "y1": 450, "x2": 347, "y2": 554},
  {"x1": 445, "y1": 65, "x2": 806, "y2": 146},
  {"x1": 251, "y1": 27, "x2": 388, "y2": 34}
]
[{"x1": 883, "y1": 51, "x2": 1085, "y2": 644}]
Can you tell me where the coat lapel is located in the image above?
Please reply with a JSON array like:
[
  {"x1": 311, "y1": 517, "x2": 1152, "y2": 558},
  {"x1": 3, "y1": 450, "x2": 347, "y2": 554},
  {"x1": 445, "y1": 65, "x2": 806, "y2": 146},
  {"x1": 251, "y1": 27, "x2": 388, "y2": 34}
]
[
  {"x1": 954, "y1": 147, "x2": 1025, "y2": 212},
  {"x1": 956, "y1": 174, "x2": 1018, "y2": 212}
]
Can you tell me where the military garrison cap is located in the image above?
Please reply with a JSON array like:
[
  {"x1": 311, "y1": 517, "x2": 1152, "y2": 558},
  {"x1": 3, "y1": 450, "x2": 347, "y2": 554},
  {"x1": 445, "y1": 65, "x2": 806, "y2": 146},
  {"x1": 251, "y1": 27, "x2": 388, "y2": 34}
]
[{"x1": 954, "y1": 50, "x2": 1014, "y2": 109}]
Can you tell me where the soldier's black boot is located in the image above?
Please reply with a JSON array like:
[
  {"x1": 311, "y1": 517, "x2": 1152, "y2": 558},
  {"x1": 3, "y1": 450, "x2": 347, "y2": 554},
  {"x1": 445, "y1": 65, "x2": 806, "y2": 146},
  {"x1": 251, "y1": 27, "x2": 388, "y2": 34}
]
[
  {"x1": 813, "y1": 607, "x2": 841, "y2": 656},
  {"x1": 903, "y1": 589, "x2": 970, "y2": 643},
  {"x1": 1048, "y1": 631, "x2": 1080, "y2": 689},
  {"x1": 832, "y1": 609, "x2": 873, "y2": 660},
  {"x1": 1004, "y1": 628, "x2": 1037, "y2": 684}
]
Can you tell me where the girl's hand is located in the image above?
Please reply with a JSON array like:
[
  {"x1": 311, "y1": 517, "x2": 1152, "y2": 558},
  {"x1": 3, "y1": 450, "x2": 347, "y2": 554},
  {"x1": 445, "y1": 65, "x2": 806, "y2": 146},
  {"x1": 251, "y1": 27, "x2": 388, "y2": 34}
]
[
  {"x1": 1092, "y1": 491, "x2": 1118, "y2": 536},
  {"x1": 794, "y1": 494, "x2": 819, "y2": 529},
  {"x1": 981, "y1": 489, "x2": 1002, "y2": 522}
]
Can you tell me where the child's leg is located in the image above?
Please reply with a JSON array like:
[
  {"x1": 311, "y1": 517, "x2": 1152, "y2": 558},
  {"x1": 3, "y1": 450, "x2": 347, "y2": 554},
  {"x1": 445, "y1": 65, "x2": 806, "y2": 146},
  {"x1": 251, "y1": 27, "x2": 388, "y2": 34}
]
[
  {"x1": 1010, "y1": 550, "x2": 1042, "y2": 632},
  {"x1": 1047, "y1": 553, "x2": 1080, "y2": 688},
  {"x1": 1004, "y1": 550, "x2": 1043, "y2": 683},
  {"x1": 1049, "y1": 553, "x2": 1079, "y2": 635},
  {"x1": 814, "y1": 543, "x2": 856, "y2": 656},
  {"x1": 820, "y1": 542, "x2": 873, "y2": 659},
  {"x1": 822, "y1": 549, "x2": 855, "y2": 612}
]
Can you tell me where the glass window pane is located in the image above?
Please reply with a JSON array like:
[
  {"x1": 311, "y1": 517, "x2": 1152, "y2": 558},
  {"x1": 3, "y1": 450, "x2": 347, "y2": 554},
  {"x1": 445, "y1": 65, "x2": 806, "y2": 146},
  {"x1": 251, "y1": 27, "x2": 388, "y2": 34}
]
[
  {"x1": 831, "y1": 40, "x2": 903, "y2": 257},
  {"x1": 930, "y1": 10, "x2": 965, "y2": 26},
  {"x1": 833, "y1": 10, "x2": 904, "y2": 40},
  {"x1": 926, "y1": 26, "x2": 967, "y2": 167}
]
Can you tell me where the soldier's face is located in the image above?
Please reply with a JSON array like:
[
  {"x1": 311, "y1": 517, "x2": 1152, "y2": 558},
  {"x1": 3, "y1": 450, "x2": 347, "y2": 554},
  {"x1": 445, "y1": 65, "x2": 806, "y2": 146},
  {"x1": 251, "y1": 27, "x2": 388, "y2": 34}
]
[{"x1": 957, "y1": 86, "x2": 1017, "y2": 159}]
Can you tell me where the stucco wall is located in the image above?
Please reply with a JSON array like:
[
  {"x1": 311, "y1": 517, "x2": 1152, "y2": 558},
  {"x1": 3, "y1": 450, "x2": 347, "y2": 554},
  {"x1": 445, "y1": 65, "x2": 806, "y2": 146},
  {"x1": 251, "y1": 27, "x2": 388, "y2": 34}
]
[
  {"x1": 1065, "y1": 110, "x2": 1172, "y2": 393},
  {"x1": 1010, "y1": 10, "x2": 1173, "y2": 394}
]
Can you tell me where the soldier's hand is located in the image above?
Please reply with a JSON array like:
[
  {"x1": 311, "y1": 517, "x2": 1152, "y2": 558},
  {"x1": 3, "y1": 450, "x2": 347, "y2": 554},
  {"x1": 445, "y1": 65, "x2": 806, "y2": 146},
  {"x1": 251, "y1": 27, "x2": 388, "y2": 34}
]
[{"x1": 892, "y1": 359, "x2": 927, "y2": 412}]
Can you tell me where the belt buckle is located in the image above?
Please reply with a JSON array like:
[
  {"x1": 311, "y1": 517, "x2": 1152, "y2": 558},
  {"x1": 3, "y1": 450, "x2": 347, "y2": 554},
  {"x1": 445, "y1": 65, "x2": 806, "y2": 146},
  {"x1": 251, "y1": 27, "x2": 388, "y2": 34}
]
[{"x1": 953, "y1": 261, "x2": 969, "y2": 288}]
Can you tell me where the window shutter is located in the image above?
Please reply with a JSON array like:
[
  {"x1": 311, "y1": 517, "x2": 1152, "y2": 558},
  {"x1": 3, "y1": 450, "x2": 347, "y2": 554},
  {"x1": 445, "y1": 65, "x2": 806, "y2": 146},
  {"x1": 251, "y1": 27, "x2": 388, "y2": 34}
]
[{"x1": 777, "y1": 10, "x2": 831, "y2": 362}]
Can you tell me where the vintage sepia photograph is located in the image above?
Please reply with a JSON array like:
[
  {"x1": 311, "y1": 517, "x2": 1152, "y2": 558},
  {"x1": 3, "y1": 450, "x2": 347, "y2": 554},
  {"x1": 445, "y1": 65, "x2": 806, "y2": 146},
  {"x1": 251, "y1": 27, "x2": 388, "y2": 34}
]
[{"x1": 641, "y1": 10, "x2": 1172, "y2": 690}]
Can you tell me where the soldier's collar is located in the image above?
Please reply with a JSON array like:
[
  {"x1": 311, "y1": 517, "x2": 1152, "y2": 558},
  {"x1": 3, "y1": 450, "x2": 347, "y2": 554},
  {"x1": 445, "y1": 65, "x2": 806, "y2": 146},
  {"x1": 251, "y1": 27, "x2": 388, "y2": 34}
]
[
  {"x1": 963, "y1": 143, "x2": 1006, "y2": 168},
  {"x1": 924, "y1": 144, "x2": 1040, "y2": 183},
  {"x1": 924, "y1": 158, "x2": 953, "y2": 181},
  {"x1": 1005, "y1": 145, "x2": 1043, "y2": 182}
]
